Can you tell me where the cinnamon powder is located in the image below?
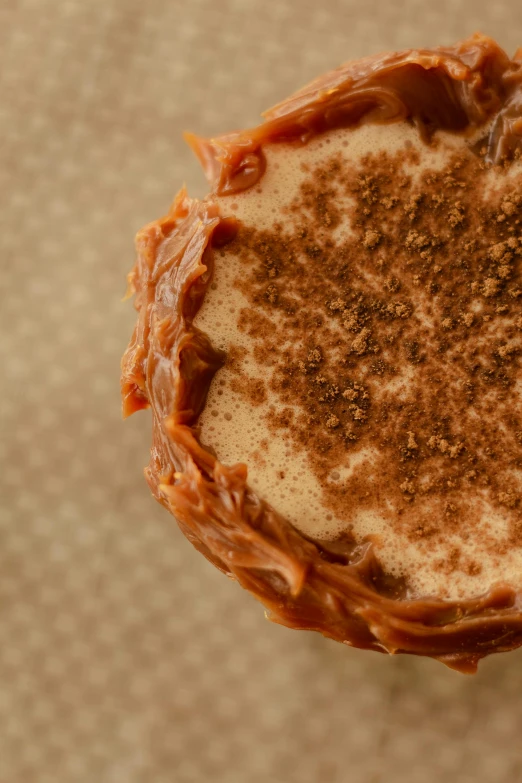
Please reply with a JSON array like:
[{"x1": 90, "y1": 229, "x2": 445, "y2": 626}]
[{"x1": 214, "y1": 143, "x2": 522, "y2": 577}]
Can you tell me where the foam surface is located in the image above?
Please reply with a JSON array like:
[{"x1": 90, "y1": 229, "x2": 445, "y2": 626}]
[{"x1": 194, "y1": 123, "x2": 522, "y2": 600}]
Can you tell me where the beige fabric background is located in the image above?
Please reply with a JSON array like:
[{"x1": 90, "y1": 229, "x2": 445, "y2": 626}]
[{"x1": 2, "y1": 1, "x2": 522, "y2": 781}]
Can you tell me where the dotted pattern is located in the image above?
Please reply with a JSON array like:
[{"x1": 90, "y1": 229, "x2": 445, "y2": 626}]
[{"x1": 1, "y1": 1, "x2": 522, "y2": 782}]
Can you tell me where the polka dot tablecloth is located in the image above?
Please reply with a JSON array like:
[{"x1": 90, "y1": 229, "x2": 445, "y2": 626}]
[{"x1": 2, "y1": 1, "x2": 522, "y2": 781}]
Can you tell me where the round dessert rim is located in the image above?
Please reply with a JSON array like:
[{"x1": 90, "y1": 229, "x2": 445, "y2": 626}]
[{"x1": 122, "y1": 34, "x2": 522, "y2": 672}]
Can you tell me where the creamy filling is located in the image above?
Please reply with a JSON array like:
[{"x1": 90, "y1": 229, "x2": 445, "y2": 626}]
[{"x1": 194, "y1": 122, "x2": 522, "y2": 600}]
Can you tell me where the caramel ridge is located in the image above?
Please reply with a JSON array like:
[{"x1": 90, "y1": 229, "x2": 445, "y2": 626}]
[{"x1": 185, "y1": 33, "x2": 522, "y2": 196}]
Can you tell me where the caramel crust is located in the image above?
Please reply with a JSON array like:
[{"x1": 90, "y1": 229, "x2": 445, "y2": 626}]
[
  {"x1": 122, "y1": 35, "x2": 522, "y2": 672},
  {"x1": 186, "y1": 34, "x2": 522, "y2": 195}
]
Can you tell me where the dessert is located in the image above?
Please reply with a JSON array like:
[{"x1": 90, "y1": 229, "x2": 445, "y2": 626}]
[{"x1": 122, "y1": 34, "x2": 522, "y2": 671}]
